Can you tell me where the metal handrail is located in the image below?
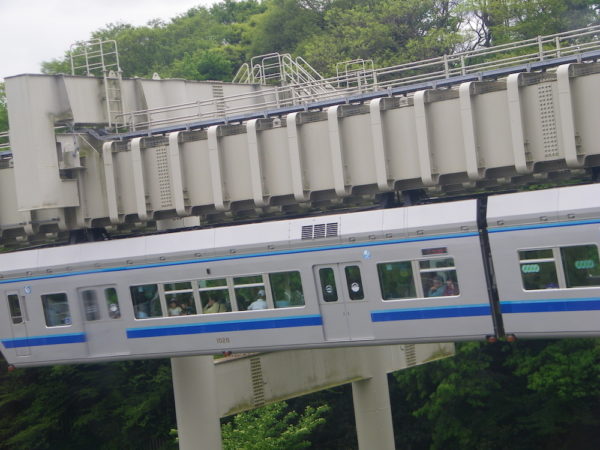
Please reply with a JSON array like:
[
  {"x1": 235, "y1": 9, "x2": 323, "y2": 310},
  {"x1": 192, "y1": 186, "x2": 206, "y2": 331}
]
[
  {"x1": 109, "y1": 24, "x2": 600, "y2": 132},
  {"x1": 70, "y1": 39, "x2": 121, "y2": 76}
]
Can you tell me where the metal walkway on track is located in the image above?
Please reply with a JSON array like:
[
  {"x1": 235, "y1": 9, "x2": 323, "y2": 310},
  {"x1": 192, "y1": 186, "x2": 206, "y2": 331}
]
[{"x1": 2, "y1": 26, "x2": 600, "y2": 245}]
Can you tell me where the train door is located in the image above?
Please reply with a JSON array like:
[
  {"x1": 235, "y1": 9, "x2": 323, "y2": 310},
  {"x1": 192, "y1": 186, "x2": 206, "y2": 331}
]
[
  {"x1": 314, "y1": 263, "x2": 373, "y2": 342},
  {"x1": 5, "y1": 291, "x2": 30, "y2": 356},
  {"x1": 78, "y1": 286, "x2": 128, "y2": 357}
]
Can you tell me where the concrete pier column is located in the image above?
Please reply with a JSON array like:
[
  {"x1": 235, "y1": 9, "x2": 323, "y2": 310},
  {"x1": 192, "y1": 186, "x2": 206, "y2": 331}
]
[
  {"x1": 171, "y1": 356, "x2": 222, "y2": 450},
  {"x1": 351, "y1": 349, "x2": 395, "y2": 450}
]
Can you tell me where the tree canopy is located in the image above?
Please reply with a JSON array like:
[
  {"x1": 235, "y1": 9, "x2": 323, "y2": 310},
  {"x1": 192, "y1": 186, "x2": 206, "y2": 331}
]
[
  {"x1": 0, "y1": 83, "x2": 8, "y2": 133},
  {"x1": 38, "y1": 0, "x2": 600, "y2": 80}
]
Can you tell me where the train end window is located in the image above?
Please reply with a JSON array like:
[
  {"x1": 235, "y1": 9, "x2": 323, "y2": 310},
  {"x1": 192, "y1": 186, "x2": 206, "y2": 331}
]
[
  {"x1": 130, "y1": 284, "x2": 163, "y2": 319},
  {"x1": 42, "y1": 293, "x2": 71, "y2": 327},
  {"x1": 269, "y1": 271, "x2": 305, "y2": 308},
  {"x1": 377, "y1": 261, "x2": 416, "y2": 300}
]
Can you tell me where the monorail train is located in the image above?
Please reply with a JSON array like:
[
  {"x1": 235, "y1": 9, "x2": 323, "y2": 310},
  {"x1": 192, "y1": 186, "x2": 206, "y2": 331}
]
[{"x1": 1, "y1": 184, "x2": 599, "y2": 368}]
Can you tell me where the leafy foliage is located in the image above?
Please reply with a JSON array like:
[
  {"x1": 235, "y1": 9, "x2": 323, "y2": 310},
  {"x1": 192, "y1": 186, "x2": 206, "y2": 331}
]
[
  {"x1": 221, "y1": 401, "x2": 328, "y2": 449},
  {"x1": 0, "y1": 358, "x2": 176, "y2": 450},
  {"x1": 35, "y1": 0, "x2": 600, "y2": 82},
  {"x1": 393, "y1": 340, "x2": 600, "y2": 449},
  {"x1": 0, "y1": 83, "x2": 7, "y2": 132}
]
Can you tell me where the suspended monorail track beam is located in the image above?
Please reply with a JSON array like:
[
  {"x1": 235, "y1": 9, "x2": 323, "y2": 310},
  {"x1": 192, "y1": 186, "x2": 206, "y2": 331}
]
[{"x1": 2, "y1": 50, "x2": 600, "y2": 245}]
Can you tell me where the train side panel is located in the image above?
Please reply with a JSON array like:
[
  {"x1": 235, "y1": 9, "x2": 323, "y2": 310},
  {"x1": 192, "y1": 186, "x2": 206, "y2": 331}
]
[
  {"x1": 1, "y1": 197, "x2": 500, "y2": 367},
  {"x1": 364, "y1": 235, "x2": 495, "y2": 342},
  {"x1": 121, "y1": 255, "x2": 327, "y2": 359},
  {"x1": 2, "y1": 279, "x2": 89, "y2": 366},
  {"x1": 488, "y1": 184, "x2": 600, "y2": 338}
]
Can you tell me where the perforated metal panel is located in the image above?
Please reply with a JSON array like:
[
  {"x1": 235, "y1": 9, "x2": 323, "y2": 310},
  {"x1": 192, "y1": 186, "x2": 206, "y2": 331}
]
[
  {"x1": 155, "y1": 146, "x2": 173, "y2": 209},
  {"x1": 537, "y1": 83, "x2": 559, "y2": 159}
]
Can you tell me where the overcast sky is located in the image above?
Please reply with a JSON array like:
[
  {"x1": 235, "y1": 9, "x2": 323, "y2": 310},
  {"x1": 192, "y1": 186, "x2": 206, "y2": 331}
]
[{"x1": 0, "y1": 0, "x2": 220, "y2": 81}]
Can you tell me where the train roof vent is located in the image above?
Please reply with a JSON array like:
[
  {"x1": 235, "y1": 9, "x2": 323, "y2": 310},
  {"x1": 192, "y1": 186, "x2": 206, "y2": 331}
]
[
  {"x1": 301, "y1": 225, "x2": 313, "y2": 240},
  {"x1": 326, "y1": 222, "x2": 338, "y2": 237},
  {"x1": 314, "y1": 223, "x2": 326, "y2": 238},
  {"x1": 301, "y1": 222, "x2": 339, "y2": 240}
]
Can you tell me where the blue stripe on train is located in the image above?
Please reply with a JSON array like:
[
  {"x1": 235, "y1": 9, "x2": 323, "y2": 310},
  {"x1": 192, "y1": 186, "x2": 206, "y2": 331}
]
[
  {"x1": 371, "y1": 304, "x2": 492, "y2": 322},
  {"x1": 501, "y1": 297, "x2": 600, "y2": 313},
  {"x1": 2, "y1": 332, "x2": 86, "y2": 349},
  {"x1": 126, "y1": 314, "x2": 323, "y2": 339},
  {"x1": 488, "y1": 218, "x2": 600, "y2": 233}
]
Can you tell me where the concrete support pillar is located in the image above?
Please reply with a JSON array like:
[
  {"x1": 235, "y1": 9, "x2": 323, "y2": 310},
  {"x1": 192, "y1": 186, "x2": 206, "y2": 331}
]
[
  {"x1": 171, "y1": 356, "x2": 222, "y2": 450},
  {"x1": 351, "y1": 350, "x2": 395, "y2": 450}
]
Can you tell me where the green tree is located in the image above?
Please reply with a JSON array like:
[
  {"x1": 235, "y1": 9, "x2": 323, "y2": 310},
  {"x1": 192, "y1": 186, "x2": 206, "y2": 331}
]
[
  {"x1": 0, "y1": 359, "x2": 176, "y2": 449},
  {"x1": 462, "y1": 0, "x2": 600, "y2": 48},
  {"x1": 393, "y1": 339, "x2": 600, "y2": 449},
  {"x1": 221, "y1": 401, "x2": 328, "y2": 449},
  {"x1": 0, "y1": 83, "x2": 8, "y2": 132},
  {"x1": 167, "y1": 48, "x2": 233, "y2": 81},
  {"x1": 243, "y1": 0, "x2": 325, "y2": 56},
  {"x1": 299, "y1": 0, "x2": 464, "y2": 74}
]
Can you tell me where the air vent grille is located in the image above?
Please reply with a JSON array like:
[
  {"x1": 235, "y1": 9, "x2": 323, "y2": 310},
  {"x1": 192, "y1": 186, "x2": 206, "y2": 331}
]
[{"x1": 301, "y1": 222, "x2": 339, "y2": 240}]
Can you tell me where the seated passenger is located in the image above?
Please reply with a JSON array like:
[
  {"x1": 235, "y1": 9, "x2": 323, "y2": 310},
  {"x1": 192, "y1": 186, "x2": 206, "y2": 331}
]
[
  {"x1": 444, "y1": 279, "x2": 459, "y2": 296},
  {"x1": 427, "y1": 276, "x2": 446, "y2": 297},
  {"x1": 179, "y1": 300, "x2": 194, "y2": 315},
  {"x1": 203, "y1": 297, "x2": 226, "y2": 314},
  {"x1": 247, "y1": 290, "x2": 267, "y2": 310},
  {"x1": 168, "y1": 301, "x2": 182, "y2": 316},
  {"x1": 134, "y1": 304, "x2": 149, "y2": 319}
]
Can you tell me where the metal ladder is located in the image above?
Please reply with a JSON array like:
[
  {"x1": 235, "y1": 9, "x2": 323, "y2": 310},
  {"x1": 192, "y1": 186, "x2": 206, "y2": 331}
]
[{"x1": 70, "y1": 39, "x2": 125, "y2": 130}]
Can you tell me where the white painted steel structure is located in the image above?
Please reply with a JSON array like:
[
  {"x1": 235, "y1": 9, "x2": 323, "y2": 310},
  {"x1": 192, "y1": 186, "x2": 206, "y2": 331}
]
[
  {"x1": 1, "y1": 25, "x2": 600, "y2": 245},
  {"x1": 2, "y1": 59, "x2": 600, "y2": 245}
]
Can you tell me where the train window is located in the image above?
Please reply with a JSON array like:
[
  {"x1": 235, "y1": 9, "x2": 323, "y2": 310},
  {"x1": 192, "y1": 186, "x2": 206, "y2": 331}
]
[
  {"x1": 130, "y1": 284, "x2": 163, "y2": 319},
  {"x1": 7, "y1": 294, "x2": 23, "y2": 324},
  {"x1": 200, "y1": 278, "x2": 227, "y2": 288},
  {"x1": 269, "y1": 271, "x2": 305, "y2": 308},
  {"x1": 345, "y1": 266, "x2": 364, "y2": 300},
  {"x1": 81, "y1": 290, "x2": 101, "y2": 321},
  {"x1": 42, "y1": 293, "x2": 71, "y2": 327},
  {"x1": 234, "y1": 274, "x2": 268, "y2": 311},
  {"x1": 377, "y1": 261, "x2": 416, "y2": 300},
  {"x1": 561, "y1": 245, "x2": 600, "y2": 288},
  {"x1": 520, "y1": 249, "x2": 553, "y2": 259},
  {"x1": 104, "y1": 288, "x2": 121, "y2": 319},
  {"x1": 199, "y1": 278, "x2": 231, "y2": 313},
  {"x1": 518, "y1": 249, "x2": 559, "y2": 290},
  {"x1": 164, "y1": 282, "x2": 197, "y2": 316},
  {"x1": 420, "y1": 258, "x2": 460, "y2": 297},
  {"x1": 318, "y1": 268, "x2": 338, "y2": 302}
]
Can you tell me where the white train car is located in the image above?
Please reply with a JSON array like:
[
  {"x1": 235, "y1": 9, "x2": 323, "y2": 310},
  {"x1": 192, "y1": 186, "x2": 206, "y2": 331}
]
[
  {"x1": 2, "y1": 183, "x2": 600, "y2": 368},
  {"x1": 0, "y1": 199, "x2": 494, "y2": 367},
  {"x1": 488, "y1": 184, "x2": 600, "y2": 338}
]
